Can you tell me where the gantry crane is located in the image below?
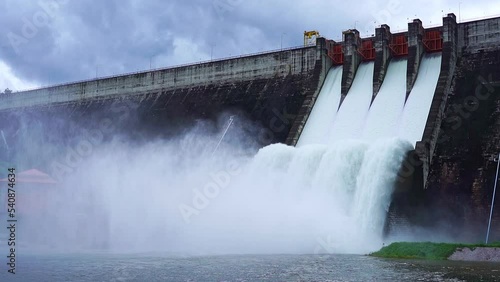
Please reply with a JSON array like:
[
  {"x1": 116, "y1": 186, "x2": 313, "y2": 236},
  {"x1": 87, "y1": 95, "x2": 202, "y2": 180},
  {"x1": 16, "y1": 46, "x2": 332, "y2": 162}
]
[{"x1": 304, "y1": 31, "x2": 320, "y2": 46}]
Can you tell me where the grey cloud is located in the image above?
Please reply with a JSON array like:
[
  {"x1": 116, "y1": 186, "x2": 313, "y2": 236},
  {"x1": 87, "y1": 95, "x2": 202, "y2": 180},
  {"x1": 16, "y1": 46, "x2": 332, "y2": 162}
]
[{"x1": 0, "y1": 0, "x2": 498, "y2": 88}]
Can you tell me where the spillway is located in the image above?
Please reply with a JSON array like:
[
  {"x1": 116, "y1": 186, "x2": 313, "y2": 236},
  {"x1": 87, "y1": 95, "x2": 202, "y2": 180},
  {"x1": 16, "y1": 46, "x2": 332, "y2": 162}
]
[
  {"x1": 399, "y1": 54, "x2": 443, "y2": 145},
  {"x1": 329, "y1": 62, "x2": 375, "y2": 143},
  {"x1": 33, "y1": 50, "x2": 443, "y2": 256},
  {"x1": 13, "y1": 11, "x2": 495, "y2": 258},
  {"x1": 296, "y1": 66, "x2": 342, "y2": 146},
  {"x1": 292, "y1": 52, "x2": 442, "y2": 253},
  {"x1": 362, "y1": 59, "x2": 407, "y2": 140}
]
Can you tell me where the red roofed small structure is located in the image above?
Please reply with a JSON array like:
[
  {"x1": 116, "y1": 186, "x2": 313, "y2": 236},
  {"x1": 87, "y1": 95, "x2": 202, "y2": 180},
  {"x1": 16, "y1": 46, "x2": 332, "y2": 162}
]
[
  {"x1": 0, "y1": 169, "x2": 57, "y2": 184},
  {"x1": 0, "y1": 169, "x2": 58, "y2": 216}
]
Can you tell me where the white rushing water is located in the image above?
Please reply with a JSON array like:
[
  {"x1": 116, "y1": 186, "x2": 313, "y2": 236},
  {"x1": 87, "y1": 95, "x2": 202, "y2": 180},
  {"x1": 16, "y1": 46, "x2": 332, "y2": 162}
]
[
  {"x1": 362, "y1": 59, "x2": 407, "y2": 140},
  {"x1": 22, "y1": 54, "x2": 442, "y2": 257},
  {"x1": 296, "y1": 66, "x2": 342, "y2": 146},
  {"x1": 32, "y1": 134, "x2": 411, "y2": 255},
  {"x1": 328, "y1": 62, "x2": 374, "y2": 143},
  {"x1": 399, "y1": 54, "x2": 442, "y2": 145},
  {"x1": 243, "y1": 139, "x2": 413, "y2": 254},
  {"x1": 290, "y1": 54, "x2": 442, "y2": 253}
]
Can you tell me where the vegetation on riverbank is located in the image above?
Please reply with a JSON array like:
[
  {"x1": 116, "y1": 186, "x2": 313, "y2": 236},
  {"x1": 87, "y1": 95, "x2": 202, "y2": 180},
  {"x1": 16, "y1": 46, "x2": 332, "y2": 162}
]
[{"x1": 370, "y1": 242, "x2": 500, "y2": 260}]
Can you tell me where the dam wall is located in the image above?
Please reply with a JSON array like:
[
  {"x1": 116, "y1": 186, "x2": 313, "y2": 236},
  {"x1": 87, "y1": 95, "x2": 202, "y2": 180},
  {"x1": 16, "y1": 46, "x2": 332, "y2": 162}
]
[
  {"x1": 423, "y1": 43, "x2": 500, "y2": 242},
  {"x1": 1, "y1": 12, "x2": 500, "y2": 242},
  {"x1": 418, "y1": 15, "x2": 500, "y2": 184},
  {"x1": 0, "y1": 42, "x2": 330, "y2": 158},
  {"x1": 0, "y1": 42, "x2": 332, "y2": 172},
  {"x1": 0, "y1": 45, "x2": 320, "y2": 111},
  {"x1": 389, "y1": 15, "x2": 500, "y2": 242},
  {"x1": 415, "y1": 14, "x2": 458, "y2": 188}
]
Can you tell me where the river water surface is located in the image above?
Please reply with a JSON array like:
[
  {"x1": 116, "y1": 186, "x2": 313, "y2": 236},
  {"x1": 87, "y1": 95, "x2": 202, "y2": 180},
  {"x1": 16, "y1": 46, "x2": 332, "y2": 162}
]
[{"x1": 1, "y1": 254, "x2": 499, "y2": 281}]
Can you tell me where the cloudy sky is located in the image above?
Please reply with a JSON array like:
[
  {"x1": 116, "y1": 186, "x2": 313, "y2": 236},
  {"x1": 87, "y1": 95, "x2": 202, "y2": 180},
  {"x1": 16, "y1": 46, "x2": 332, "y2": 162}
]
[{"x1": 1, "y1": 0, "x2": 499, "y2": 91}]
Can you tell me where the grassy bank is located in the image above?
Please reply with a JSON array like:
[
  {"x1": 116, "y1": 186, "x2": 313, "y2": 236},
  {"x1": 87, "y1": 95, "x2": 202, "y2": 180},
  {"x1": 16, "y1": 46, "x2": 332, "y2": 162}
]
[{"x1": 370, "y1": 242, "x2": 500, "y2": 260}]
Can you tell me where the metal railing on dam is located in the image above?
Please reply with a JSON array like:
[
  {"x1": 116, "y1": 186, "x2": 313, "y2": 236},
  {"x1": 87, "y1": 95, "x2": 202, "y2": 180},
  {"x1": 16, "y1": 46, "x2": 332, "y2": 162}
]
[
  {"x1": 0, "y1": 44, "x2": 321, "y2": 112},
  {"x1": 9, "y1": 44, "x2": 316, "y2": 94}
]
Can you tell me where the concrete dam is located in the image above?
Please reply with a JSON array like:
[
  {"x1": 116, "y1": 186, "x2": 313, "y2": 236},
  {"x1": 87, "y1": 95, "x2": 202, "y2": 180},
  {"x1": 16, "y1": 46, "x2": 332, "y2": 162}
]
[{"x1": 1, "y1": 13, "x2": 500, "y2": 248}]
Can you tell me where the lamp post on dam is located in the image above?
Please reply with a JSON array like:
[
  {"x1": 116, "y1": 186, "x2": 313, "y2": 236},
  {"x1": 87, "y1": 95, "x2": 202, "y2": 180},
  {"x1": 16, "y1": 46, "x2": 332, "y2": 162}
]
[{"x1": 486, "y1": 152, "x2": 500, "y2": 244}]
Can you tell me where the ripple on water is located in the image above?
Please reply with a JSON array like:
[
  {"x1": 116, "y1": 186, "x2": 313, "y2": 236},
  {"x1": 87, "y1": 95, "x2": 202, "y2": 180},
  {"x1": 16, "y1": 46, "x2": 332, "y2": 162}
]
[{"x1": 1, "y1": 254, "x2": 498, "y2": 281}]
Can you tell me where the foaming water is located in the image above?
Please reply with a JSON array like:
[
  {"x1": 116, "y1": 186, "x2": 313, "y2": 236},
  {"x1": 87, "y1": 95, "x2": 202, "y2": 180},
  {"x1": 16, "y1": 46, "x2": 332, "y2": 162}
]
[
  {"x1": 17, "y1": 131, "x2": 411, "y2": 255},
  {"x1": 291, "y1": 54, "x2": 442, "y2": 253},
  {"x1": 14, "y1": 54, "x2": 442, "y2": 258}
]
